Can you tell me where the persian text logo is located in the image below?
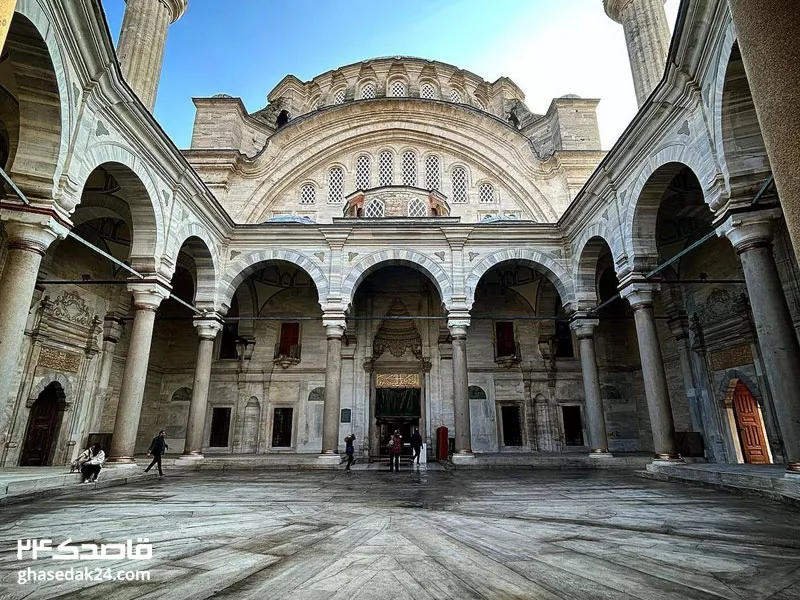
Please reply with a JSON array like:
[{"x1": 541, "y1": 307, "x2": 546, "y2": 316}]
[{"x1": 17, "y1": 539, "x2": 153, "y2": 561}]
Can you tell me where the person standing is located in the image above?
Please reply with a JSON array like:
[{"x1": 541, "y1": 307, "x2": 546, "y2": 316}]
[
  {"x1": 410, "y1": 428, "x2": 423, "y2": 465},
  {"x1": 144, "y1": 430, "x2": 169, "y2": 477},
  {"x1": 389, "y1": 429, "x2": 402, "y2": 472},
  {"x1": 344, "y1": 434, "x2": 356, "y2": 471}
]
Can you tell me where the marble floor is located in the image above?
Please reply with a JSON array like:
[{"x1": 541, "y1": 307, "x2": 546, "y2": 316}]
[{"x1": 1, "y1": 469, "x2": 799, "y2": 599}]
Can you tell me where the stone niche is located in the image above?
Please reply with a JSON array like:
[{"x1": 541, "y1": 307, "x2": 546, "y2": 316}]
[{"x1": 343, "y1": 186, "x2": 450, "y2": 218}]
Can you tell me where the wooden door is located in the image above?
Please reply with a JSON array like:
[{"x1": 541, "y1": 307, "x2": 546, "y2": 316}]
[
  {"x1": 20, "y1": 389, "x2": 60, "y2": 466},
  {"x1": 732, "y1": 381, "x2": 770, "y2": 464}
]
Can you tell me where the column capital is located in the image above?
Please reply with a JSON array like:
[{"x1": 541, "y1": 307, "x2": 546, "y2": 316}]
[
  {"x1": 102, "y1": 315, "x2": 126, "y2": 344},
  {"x1": 569, "y1": 316, "x2": 599, "y2": 339},
  {"x1": 161, "y1": 0, "x2": 188, "y2": 23},
  {"x1": 127, "y1": 276, "x2": 171, "y2": 311},
  {"x1": 717, "y1": 208, "x2": 782, "y2": 254},
  {"x1": 618, "y1": 276, "x2": 660, "y2": 309},
  {"x1": 447, "y1": 322, "x2": 469, "y2": 339},
  {"x1": 322, "y1": 309, "x2": 347, "y2": 338},
  {"x1": 193, "y1": 313, "x2": 224, "y2": 340},
  {"x1": 0, "y1": 206, "x2": 69, "y2": 254}
]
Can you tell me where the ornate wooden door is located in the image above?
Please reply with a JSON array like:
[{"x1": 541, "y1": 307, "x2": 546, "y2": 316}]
[
  {"x1": 20, "y1": 391, "x2": 60, "y2": 466},
  {"x1": 732, "y1": 381, "x2": 770, "y2": 464}
]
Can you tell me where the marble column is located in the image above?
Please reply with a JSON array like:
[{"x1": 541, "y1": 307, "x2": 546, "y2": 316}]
[
  {"x1": 620, "y1": 281, "x2": 680, "y2": 459},
  {"x1": 88, "y1": 316, "x2": 126, "y2": 432},
  {"x1": 107, "y1": 279, "x2": 170, "y2": 463},
  {"x1": 726, "y1": 1, "x2": 800, "y2": 270},
  {"x1": 321, "y1": 321, "x2": 345, "y2": 454},
  {"x1": 0, "y1": 211, "x2": 65, "y2": 449},
  {"x1": 181, "y1": 314, "x2": 224, "y2": 458},
  {"x1": 720, "y1": 210, "x2": 800, "y2": 471},
  {"x1": 449, "y1": 320, "x2": 472, "y2": 455},
  {"x1": 570, "y1": 317, "x2": 612, "y2": 456}
]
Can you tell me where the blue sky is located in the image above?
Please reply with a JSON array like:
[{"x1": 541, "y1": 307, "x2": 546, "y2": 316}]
[{"x1": 101, "y1": 0, "x2": 679, "y2": 150}]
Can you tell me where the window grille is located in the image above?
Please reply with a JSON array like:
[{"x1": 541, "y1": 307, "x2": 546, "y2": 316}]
[
  {"x1": 390, "y1": 80, "x2": 406, "y2": 97},
  {"x1": 328, "y1": 167, "x2": 344, "y2": 203},
  {"x1": 450, "y1": 89, "x2": 462, "y2": 103},
  {"x1": 475, "y1": 98, "x2": 486, "y2": 111},
  {"x1": 378, "y1": 151, "x2": 393, "y2": 186},
  {"x1": 333, "y1": 89, "x2": 346, "y2": 104},
  {"x1": 425, "y1": 155, "x2": 441, "y2": 191},
  {"x1": 402, "y1": 152, "x2": 417, "y2": 187},
  {"x1": 364, "y1": 198, "x2": 384, "y2": 218},
  {"x1": 355, "y1": 155, "x2": 371, "y2": 189},
  {"x1": 361, "y1": 83, "x2": 376, "y2": 99},
  {"x1": 420, "y1": 83, "x2": 435, "y2": 99},
  {"x1": 300, "y1": 184, "x2": 316, "y2": 205},
  {"x1": 310, "y1": 96, "x2": 321, "y2": 111},
  {"x1": 479, "y1": 183, "x2": 495, "y2": 203},
  {"x1": 452, "y1": 166, "x2": 467, "y2": 203},
  {"x1": 408, "y1": 198, "x2": 427, "y2": 217}
]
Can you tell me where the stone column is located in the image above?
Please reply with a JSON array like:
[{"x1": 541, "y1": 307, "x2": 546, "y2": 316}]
[
  {"x1": 726, "y1": 1, "x2": 800, "y2": 270},
  {"x1": 604, "y1": 0, "x2": 671, "y2": 106},
  {"x1": 719, "y1": 210, "x2": 800, "y2": 471},
  {"x1": 620, "y1": 281, "x2": 680, "y2": 459},
  {"x1": 0, "y1": 210, "x2": 65, "y2": 448},
  {"x1": 88, "y1": 316, "x2": 126, "y2": 432},
  {"x1": 181, "y1": 314, "x2": 223, "y2": 458},
  {"x1": 570, "y1": 317, "x2": 612, "y2": 456},
  {"x1": 321, "y1": 319, "x2": 345, "y2": 455},
  {"x1": 116, "y1": 0, "x2": 188, "y2": 111},
  {"x1": 107, "y1": 279, "x2": 170, "y2": 463},
  {"x1": 449, "y1": 318, "x2": 473, "y2": 456},
  {"x1": 666, "y1": 313, "x2": 704, "y2": 434}
]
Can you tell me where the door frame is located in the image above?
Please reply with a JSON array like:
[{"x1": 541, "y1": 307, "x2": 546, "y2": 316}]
[{"x1": 724, "y1": 378, "x2": 772, "y2": 464}]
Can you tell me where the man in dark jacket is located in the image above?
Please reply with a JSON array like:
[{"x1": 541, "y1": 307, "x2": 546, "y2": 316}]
[
  {"x1": 144, "y1": 430, "x2": 169, "y2": 477},
  {"x1": 410, "y1": 428, "x2": 423, "y2": 464}
]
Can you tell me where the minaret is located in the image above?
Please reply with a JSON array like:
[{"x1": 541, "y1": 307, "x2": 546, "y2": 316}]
[
  {"x1": 116, "y1": 0, "x2": 188, "y2": 111},
  {"x1": 604, "y1": 0, "x2": 671, "y2": 107}
]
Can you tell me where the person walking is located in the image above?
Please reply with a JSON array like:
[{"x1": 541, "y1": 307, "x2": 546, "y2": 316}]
[
  {"x1": 144, "y1": 430, "x2": 169, "y2": 477},
  {"x1": 389, "y1": 429, "x2": 402, "y2": 472},
  {"x1": 344, "y1": 434, "x2": 356, "y2": 471},
  {"x1": 410, "y1": 428, "x2": 423, "y2": 465}
]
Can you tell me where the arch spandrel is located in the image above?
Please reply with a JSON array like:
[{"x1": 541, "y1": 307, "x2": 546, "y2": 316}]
[{"x1": 166, "y1": 227, "x2": 220, "y2": 309}]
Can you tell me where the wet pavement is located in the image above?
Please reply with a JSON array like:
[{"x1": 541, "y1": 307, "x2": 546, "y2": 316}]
[{"x1": 1, "y1": 469, "x2": 799, "y2": 599}]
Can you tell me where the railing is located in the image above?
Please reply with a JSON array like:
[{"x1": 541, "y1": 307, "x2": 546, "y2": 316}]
[
  {"x1": 274, "y1": 343, "x2": 302, "y2": 361},
  {"x1": 494, "y1": 341, "x2": 521, "y2": 365}
]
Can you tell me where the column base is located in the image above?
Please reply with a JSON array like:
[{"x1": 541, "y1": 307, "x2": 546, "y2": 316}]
[
  {"x1": 652, "y1": 453, "x2": 683, "y2": 466},
  {"x1": 106, "y1": 456, "x2": 136, "y2": 464},
  {"x1": 589, "y1": 449, "x2": 614, "y2": 458},
  {"x1": 451, "y1": 451, "x2": 475, "y2": 466},
  {"x1": 178, "y1": 452, "x2": 204, "y2": 461},
  {"x1": 316, "y1": 453, "x2": 341, "y2": 468},
  {"x1": 785, "y1": 463, "x2": 800, "y2": 478}
]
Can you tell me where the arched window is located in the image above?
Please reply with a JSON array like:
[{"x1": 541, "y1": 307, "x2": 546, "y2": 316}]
[
  {"x1": 452, "y1": 166, "x2": 468, "y2": 203},
  {"x1": 479, "y1": 183, "x2": 495, "y2": 203},
  {"x1": 361, "y1": 83, "x2": 376, "y2": 99},
  {"x1": 408, "y1": 198, "x2": 427, "y2": 217},
  {"x1": 449, "y1": 89, "x2": 462, "y2": 103},
  {"x1": 475, "y1": 98, "x2": 486, "y2": 111},
  {"x1": 328, "y1": 167, "x2": 344, "y2": 204},
  {"x1": 420, "y1": 83, "x2": 436, "y2": 99},
  {"x1": 378, "y1": 151, "x2": 394, "y2": 186},
  {"x1": 468, "y1": 386, "x2": 487, "y2": 399},
  {"x1": 389, "y1": 80, "x2": 407, "y2": 97},
  {"x1": 402, "y1": 151, "x2": 417, "y2": 187},
  {"x1": 364, "y1": 198, "x2": 385, "y2": 218},
  {"x1": 425, "y1": 155, "x2": 441, "y2": 191},
  {"x1": 333, "y1": 88, "x2": 346, "y2": 104},
  {"x1": 355, "y1": 155, "x2": 371, "y2": 189},
  {"x1": 300, "y1": 184, "x2": 316, "y2": 205}
]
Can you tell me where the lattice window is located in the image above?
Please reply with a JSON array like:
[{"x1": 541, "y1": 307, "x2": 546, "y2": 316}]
[
  {"x1": 378, "y1": 151, "x2": 394, "y2": 186},
  {"x1": 475, "y1": 98, "x2": 486, "y2": 111},
  {"x1": 452, "y1": 166, "x2": 468, "y2": 203},
  {"x1": 361, "y1": 83, "x2": 376, "y2": 99},
  {"x1": 402, "y1": 152, "x2": 417, "y2": 187},
  {"x1": 333, "y1": 89, "x2": 346, "y2": 104},
  {"x1": 310, "y1": 96, "x2": 321, "y2": 111},
  {"x1": 420, "y1": 83, "x2": 436, "y2": 99},
  {"x1": 408, "y1": 198, "x2": 427, "y2": 217},
  {"x1": 355, "y1": 155, "x2": 371, "y2": 189},
  {"x1": 364, "y1": 198, "x2": 384, "y2": 218},
  {"x1": 479, "y1": 183, "x2": 495, "y2": 203},
  {"x1": 425, "y1": 155, "x2": 441, "y2": 191},
  {"x1": 328, "y1": 167, "x2": 344, "y2": 203},
  {"x1": 390, "y1": 80, "x2": 406, "y2": 97},
  {"x1": 300, "y1": 184, "x2": 316, "y2": 205},
  {"x1": 450, "y1": 89, "x2": 462, "y2": 103}
]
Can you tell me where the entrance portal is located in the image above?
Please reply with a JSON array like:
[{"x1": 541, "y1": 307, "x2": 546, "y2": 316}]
[
  {"x1": 731, "y1": 381, "x2": 770, "y2": 464},
  {"x1": 375, "y1": 385, "x2": 420, "y2": 457},
  {"x1": 21, "y1": 382, "x2": 64, "y2": 466}
]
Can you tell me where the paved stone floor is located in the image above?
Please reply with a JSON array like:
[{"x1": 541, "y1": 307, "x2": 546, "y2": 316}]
[{"x1": 1, "y1": 469, "x2": 799, "y2": 599}]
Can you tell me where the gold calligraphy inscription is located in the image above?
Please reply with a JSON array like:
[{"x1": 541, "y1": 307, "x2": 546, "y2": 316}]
[
  {"x1": 376, "y1": 373, "x2": 420, "y2": 389},
  {"x1": 709, "y1": 344, "x2": 751, "y2": 371},
  {"x1": 38, "y1": 347, "x2": 81, "y2": 373}
]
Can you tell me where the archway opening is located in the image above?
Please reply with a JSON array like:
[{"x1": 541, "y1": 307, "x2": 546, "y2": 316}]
[
  {"x1": 21, "y1": 382, "x2": 65, "y2": 466},
  {"x1": 724, "y1": 379, "x2": 772, "y2": 464}
]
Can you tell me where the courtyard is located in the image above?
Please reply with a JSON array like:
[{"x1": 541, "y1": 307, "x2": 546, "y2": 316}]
[{"x1": 1, "y1": 469, "x2": 799, "y2": 599}]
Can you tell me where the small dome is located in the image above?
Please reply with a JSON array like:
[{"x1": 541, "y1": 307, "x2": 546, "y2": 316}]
[
  {"x1": 265, "y1": 215, "x2": 316, "y2": 224},
  {"x1": 560, "y1": 93, "x2": 581, "y2": 99},
  {"x1": 481, "y1": 215, "x2": 519, "y2": 223},
  {"x1": 212, "y1": 93, "x2": 234, "y2": 99}
]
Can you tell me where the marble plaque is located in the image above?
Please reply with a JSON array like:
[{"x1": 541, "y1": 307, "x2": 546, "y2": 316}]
[
  {"x1": 376, "y1": 373, "x2": 420, "y2": 388},
  {"x1": 38, "y1": 347, "x2": 81, "y2": 373},
  {"x1": 709, "y1": 344, "x2": 751, "y2": 371}
]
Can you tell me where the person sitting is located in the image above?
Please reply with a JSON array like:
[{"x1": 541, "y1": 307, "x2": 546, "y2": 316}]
[
  {"x1": 70, "y1": 447, "x2": 92, "y2": 473},
  {"x1": 80, "y1": 443, "x2": 105, "y2": 483}
]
